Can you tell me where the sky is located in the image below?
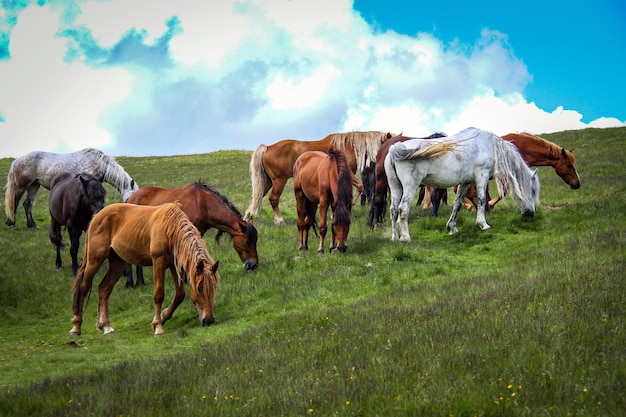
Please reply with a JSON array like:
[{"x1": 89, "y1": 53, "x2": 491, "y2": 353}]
[{"x1": 0, "y1": 0, "x2": 624, "y2": 158}]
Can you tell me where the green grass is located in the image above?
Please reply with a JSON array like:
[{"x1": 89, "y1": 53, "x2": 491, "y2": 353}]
[{"x1": 0, "y1": 127, "x2": 625, "y2": 416}]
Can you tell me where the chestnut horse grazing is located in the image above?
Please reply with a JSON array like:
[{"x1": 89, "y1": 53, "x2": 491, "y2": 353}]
[
  {"x1": 485, "y1": 132, "x2": 580, "y2": 207},
  {"x1": 427, "y1": 132, "x2": 581, "y2": 216},
  {"x1": 293, "y1": 149, "x2": 359, "y2": 253},
  {"x1": 385, "y1": 127, "x2": 540, "y2": 241},
  {"x1": 5, "y1": 148, "x2": 138, "y2": 229},
  {"x1": 48, "y1": 173, "x2": 106, "y2": 276},
  {"x1": 244, "y1": 131, "x2": 392, "y2": 225},
  {"x1": 70, "y1": 202, "x2": 220, "y2": 336},
  {"x1": 124, "y1": 181, "x2": 258, "y2": 287}
]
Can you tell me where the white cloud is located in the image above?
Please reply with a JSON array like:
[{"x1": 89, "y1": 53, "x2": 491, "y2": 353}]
[
  {"x1": 0, "y1": 1, "x2": 622, "y2": 158},
  {"x1": 0, "y1": 5, "x2": 131, "y2": 157}
]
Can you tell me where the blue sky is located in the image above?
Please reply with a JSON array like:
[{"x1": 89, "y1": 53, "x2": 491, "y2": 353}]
[{"x1": 0, "y1": 0, "x2": 624, "y2": 158}]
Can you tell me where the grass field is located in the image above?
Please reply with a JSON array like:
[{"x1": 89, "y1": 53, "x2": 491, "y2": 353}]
[{"x1": 0, "y1": 127, "x2": 624, "y2": 416}]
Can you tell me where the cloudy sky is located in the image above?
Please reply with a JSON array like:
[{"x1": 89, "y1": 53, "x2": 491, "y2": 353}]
[{"x1": 0, "y1": 0, "x2": 624, "y2": 158}]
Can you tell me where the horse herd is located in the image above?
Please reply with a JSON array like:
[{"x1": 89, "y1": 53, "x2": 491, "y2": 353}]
[{"x1": 3, "y1": 127, "x2": 580, "y2": 336}]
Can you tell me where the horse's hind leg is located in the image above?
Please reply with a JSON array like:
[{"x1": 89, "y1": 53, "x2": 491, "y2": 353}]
[
  {"x1": 447, "y1": 184, "x2": 470, "y2": 234},
  {"x1": 24, "y1": 182, "x2": 41, "y2": 228},
  {"x1": 68, "y1": 228, "x2": 83, "y2": 276},
  {"x1": 268, "y1": 178, "x2": 288, "y2": 226},
  {"x1": 96, "y1": 255, "x2": 127, "y2": 335},
  {"x1": 48, "y1": 218, "x2": 64, "y2": 270}
]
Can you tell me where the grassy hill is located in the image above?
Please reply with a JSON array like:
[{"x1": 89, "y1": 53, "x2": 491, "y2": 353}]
[{"x1": 0, "y1": 127, "x2": 624, "y2": 416}]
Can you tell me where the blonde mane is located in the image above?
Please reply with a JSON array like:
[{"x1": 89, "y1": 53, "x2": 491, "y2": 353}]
[
  {"x1": 160, "y1": 203, "x2": 219, "y2": 300},
  {"x1": 328, "y1": 131, "x2": 390, "y2": 172}
]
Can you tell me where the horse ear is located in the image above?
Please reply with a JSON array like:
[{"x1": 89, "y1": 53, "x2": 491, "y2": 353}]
[
  {"x1": 561, "y1": 147, "x2": 567, "y2": 158},
  {"x1": 211, "y1": 260, "x2": 219, "y2": 274},
  {"x1": 80, "y1": 175, "x2": 88, "y2": 187}
]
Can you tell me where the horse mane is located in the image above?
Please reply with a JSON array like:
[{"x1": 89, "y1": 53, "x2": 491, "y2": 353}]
[
  {"x1": 191, "y1": 180, "x2": 257, "y2": 245},
  {"x1": 328, "y1": 131, "x2": 390, "y2": 172},
  {"x1": 81, "y1": 148, "x2": 133, "y2": 192},
  {"x1": 193, "y1": 180, "x2": 244, "y2": 218},
  {"x1": 516, "y1": 132, "x2": 574, "y2": 161},
  {"x1": 329, "y1": 148, "x2": 352, "y2": 224},
  {"x1": 160, "y1": 203, "x2": 219, "y2": 299},
  {"x1": 489, "y1": 134, "x2": 540, "y2": 206}
]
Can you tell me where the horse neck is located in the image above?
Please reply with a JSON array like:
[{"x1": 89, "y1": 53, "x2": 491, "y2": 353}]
[
  {"x1": 332, "y1": 152, "x2": 353, "y2": 208},
  {"x1": 505, "y1": 134, "x2": 561, "y2": 167}
]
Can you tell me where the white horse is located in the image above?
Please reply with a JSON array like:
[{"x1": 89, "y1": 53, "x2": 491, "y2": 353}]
[
  {"x1": 384, "y1": 127, "x2": 540, "y2": 242},
  {"x1": 5, "y1": 148, "x2": 139, "y2": 229}
]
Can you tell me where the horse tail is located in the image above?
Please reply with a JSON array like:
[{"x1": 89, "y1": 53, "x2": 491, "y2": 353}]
[
  {"x1": 244, "y1": 144, "x2": 270, "y2": 222},
  {"x1": 360, "y1": 162, "x2": 376, "y2": 205},
  {"x1": 4, "y1": 162, "x2": 16, "y2": 223},
  {"x1": 72, "y1": 239, "x2": 92, "y2": 315}
]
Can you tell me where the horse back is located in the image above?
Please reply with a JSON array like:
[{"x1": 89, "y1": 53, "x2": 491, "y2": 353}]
[{"x1": 87, "y1": 203, "x2": 175, "y2": 266}]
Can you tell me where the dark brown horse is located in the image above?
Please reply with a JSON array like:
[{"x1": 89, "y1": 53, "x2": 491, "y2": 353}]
[
  {"x1": 293, "y1": 149, "x2": 359, "y2": 253},
  {"x1": 70, "y1": 202, "x2": 220, "y2": 336},
  {"x1": 124, "y1": 181, "x2": 258, "y2": 287},
  {"x1": 366, "y1": 132, "x2": 447, "y2": 229},
  {"x1": 48, "y1": 172, "x2": 106, "y2": 276},
  {"x1": 244, "y1": 131, "x2": 392, "y2": 225}
]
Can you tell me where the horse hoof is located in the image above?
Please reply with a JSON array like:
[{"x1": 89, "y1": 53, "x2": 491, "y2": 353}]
[
  {"x1": 103, "y1": 327, "x2": 115, "y2": 335},
  {"x1": 69, "y1": 331, "x2": 81, "y2": 336}
]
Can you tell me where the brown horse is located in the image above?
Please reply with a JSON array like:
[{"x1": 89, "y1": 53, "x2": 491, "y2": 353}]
[
  {"x1": 366, "y1": 132, "x2": 447, "y2": 229},
  {"x1": 70, "y1": 202, "x2": 220, "y2": 336},
  {"x1": 293, "y1": 149, "x2": 359, "y2": 253},
  {"x1": 484, "y1": 132, "x2": 580, "y2": 207},
  {"x1": 244, "y1": 131, "x2": 393, "y2": 225},
  {"x1": 124, "y1": 181, "x2": 258, "y2": 287},
  {"x1": 48, "y1": 172, "x2": 106, "y2": 276},
  {"x1": 445, "y1": 132, "x2": 581, "y2": 214}
]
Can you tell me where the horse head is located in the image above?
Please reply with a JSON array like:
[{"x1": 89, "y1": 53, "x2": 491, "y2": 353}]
[
  {"x1": 233, "y1": 219, "x2": 259, "y2": 270},
  {"x1": 121, "y1": 179, "x2": 139, "y2": 202},
  {"x1": 79, "y1": 174, "x2": 106, "y2": 216},
  {"x1": 189, "y1": 259, "x2": 220, "y2": 327},
  {"x1": 555, "y1": 148, "x2": 581, "y2": 189}
]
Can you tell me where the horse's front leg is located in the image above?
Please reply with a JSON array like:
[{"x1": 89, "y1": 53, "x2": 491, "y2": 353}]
[
  {"x1": 24, "y1": 183, "x2": 40, "y2": 228},
  {"x1": 447, "y1": 184, "x2": 470, "y2": 234},
  {"x1": 160, "y1": 266, "x2": 186, "y2": 326},
  {"x1": 295, "y1": 192, "x2": 309, "y2": 251},
  {"x1": 474, "y1": 180, "x2": 491, "y2": 231},
  {"x1": 96, "y1": 258, "x2": 127, "y2": 335},
  {"x1": 318, "y1": 201, "x2": 328, "y2": 253},
  {"x1": 350, "y1": 171, "x2": 363, "y2": 205},
  {"x1": 398, "y1": 188, "x2": 415, "y2": 243},
  {"x1": 151, "y1": 260, "x2": 168, "y2": 336}
]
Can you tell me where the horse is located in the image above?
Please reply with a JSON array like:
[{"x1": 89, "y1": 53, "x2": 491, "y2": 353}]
[
  {"x1": 5, "y1": 148, "x2": 138, "y2": 229},
  {"x1": 484, "y1": 132, "x2": 580, "y2": 207},
  {"x1": 70, "y1": 202, "x2": 220, "y2": 336},
  {"x1": 244, "y1": 131, "x2": 393, "y2": 225},
  {"x1": 365, "y1": 132, "x2": 447, "y2": 229},
  {"x1": 425, "y1": 131, "x2": 581, "y2": 216},
  {"x1": 293, "y1": 149, "x2": 359, "y2": 253},
  {"x1": 385, "y1": 127, "x2": 540, "y2": 242},
  {"x1": 123, "y1": 181, "x2": 258, "y2": 287},
  {"x1": 48, "y1": 173, "x2": 107, "y2": 276}
]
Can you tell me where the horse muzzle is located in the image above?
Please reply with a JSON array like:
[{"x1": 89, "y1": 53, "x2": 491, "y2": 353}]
[
  {"x1": 570, "y1": 182, "x2": 581, "y2": 190},
  {"x1": 202, "y1": 316, "x2": 215, "y2": 326},
  {"x1": 522, "y1": 209, "x2": 535, "y2": 218},
  {"x1": 243, "y1": 259, "x2": 258, "y2": 270}
]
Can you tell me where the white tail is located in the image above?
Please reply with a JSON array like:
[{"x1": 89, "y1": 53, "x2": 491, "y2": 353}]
[
  {"x1": 4, "y1": 164, "x2": 16, "y2": 222},
  {"x1": 244, "y1": 144, "x2": 270, "y2": 222}
]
